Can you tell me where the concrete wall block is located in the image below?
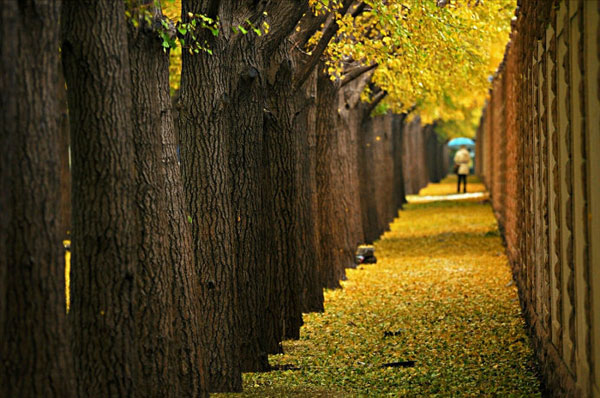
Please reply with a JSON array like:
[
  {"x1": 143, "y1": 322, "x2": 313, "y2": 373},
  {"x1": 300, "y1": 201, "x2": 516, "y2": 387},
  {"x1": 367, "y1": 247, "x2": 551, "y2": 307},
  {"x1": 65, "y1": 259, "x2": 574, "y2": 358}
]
[{"x1": 475, "y1": 0, "x2": 600, "y2": 395}]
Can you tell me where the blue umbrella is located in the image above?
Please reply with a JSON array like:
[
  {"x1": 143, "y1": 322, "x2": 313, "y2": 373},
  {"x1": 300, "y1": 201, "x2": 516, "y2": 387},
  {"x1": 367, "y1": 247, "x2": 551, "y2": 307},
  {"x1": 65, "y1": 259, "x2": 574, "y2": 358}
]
[{"x1": 447, "y1": 137, "x2": 475, "y2": 148}]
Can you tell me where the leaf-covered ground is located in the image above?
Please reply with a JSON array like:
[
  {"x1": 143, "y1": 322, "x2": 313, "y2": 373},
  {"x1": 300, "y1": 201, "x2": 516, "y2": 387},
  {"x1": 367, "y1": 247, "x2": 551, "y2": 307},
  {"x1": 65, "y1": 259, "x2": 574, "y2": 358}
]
[{"x1": 217, "y1": 176, "x2": 542, "y2": 397}]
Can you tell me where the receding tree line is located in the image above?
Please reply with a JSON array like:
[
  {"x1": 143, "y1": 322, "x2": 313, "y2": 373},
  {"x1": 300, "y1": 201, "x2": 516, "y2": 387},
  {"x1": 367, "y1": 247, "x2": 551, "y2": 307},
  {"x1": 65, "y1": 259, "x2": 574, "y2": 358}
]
[{"x1": 0, "y1": 0, "x2": 447, "y2": 396}]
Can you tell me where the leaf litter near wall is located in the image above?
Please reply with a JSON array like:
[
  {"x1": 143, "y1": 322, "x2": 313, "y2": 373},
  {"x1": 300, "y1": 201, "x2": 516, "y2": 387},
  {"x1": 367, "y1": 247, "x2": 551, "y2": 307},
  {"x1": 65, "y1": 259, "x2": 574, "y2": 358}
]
[{"x1": 214, "y1": 176, "x2": 542, "y2": 397}]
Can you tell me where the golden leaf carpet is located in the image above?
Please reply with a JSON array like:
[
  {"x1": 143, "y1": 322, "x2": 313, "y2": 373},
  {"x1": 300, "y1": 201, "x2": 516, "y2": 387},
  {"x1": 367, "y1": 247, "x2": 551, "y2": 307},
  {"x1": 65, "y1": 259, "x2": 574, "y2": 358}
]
[{"x1": 220, "y1": 176, "x2": 543, "y2": 397}]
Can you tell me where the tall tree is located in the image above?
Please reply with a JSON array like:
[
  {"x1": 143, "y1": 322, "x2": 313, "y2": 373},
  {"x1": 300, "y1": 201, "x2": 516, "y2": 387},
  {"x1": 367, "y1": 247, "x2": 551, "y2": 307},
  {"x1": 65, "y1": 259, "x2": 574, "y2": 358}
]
[
  {"x1": 296, "y1": 69, "x2": 325, "y2": 313},
  {"x1": 177, "y1": 1, "x2": 243, "y2": 389},
  {"x1": 314, "y1": 66, "x2": 353, "y2": 288},
  {"x1": 126, "y1": 2, "x2": 208, "y2": 396},
  {"x1": 178, "y1": 1, "x2": 308, "y2": 387},
  {"x1": 0, "y1": 0, "x2": 76, "y2": 396},
  {"x1": 392, "y1": 114, "x2": 408, "y2": 210},
  {"x1": 62, "y1": 1, "x2": 140, "y2": 395}
]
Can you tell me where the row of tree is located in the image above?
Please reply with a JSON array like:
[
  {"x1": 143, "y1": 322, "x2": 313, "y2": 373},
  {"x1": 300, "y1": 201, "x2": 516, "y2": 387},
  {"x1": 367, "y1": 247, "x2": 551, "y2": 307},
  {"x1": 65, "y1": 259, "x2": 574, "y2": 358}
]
[{"x1": 1, "y1": 0, "x2": 464, "y2": 397}]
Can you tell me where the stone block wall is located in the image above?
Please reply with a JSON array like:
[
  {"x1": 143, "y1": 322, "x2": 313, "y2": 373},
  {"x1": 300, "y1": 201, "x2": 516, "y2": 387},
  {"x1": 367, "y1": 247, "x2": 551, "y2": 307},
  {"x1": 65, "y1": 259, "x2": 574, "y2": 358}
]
[{"x1": 477, "y1": 1, "x2": 600, "y2": 396}]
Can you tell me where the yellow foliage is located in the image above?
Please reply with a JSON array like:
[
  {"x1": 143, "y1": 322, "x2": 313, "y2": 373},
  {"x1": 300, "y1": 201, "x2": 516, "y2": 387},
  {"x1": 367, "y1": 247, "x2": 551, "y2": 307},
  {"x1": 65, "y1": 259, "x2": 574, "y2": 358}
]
[
  {"x1": 162, "y1": 0, "x2": 513, "y2": 133},
  {"x1": 162, "y1": 0, "x2": 182, "y2": 94},
  {"x1": 215, "y1": 176, "x2": 541, "y2": 397},
  {"x1": 327, "y1": 0, "x2": 514, "y2": 134}
]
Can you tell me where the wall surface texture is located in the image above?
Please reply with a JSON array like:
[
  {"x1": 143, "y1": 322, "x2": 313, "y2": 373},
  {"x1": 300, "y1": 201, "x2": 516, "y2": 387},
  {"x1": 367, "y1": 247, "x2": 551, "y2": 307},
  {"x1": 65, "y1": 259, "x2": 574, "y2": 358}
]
[{"x1": 477, "y1": 1, "x2": 599, "y2": 396}]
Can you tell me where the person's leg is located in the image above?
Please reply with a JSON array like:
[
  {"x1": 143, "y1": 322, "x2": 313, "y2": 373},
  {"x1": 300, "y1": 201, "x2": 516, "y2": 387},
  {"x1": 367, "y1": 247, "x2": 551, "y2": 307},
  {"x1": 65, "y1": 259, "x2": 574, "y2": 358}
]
[
  {"x1": 457, "y1": 175, "x2": 461, "y2": 193},
  {"x1": 463, "y1": 175, "x2": 467, "y2": 193}
]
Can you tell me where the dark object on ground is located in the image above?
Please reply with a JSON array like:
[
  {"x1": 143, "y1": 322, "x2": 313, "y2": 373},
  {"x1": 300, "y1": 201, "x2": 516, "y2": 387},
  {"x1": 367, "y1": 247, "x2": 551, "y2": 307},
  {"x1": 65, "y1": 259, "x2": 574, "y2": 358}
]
[
  {"x1": 381, "y1": 360, "x2": 415, "y2": 368},
  {"x1": 383, "y1": 328, "x2": 405, "y2": 337},
  {"x1": 355, "y1": 245, "x2": 377, "y2": 264}
]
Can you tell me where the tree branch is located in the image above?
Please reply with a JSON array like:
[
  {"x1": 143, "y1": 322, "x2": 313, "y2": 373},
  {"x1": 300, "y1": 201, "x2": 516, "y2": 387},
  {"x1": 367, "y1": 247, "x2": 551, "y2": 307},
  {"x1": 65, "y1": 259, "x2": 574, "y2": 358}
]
[
  {"x1": 260, "y1": 0, "x2": 310, "y2": 54},
  {"x1": 363, "y1": 90, "x2": 388, "y2": 119},
  {"x1": 292, "y1": 9, "x2": 330, "y2": 48},
  {"x1": 292, "y1": 0, "x2": 362, "y2": 90},
  {"x1": 340, "y1": 63, "x2": 378, "y2": 87},
  {"x1": 350, "y1": 2, "x2": 367, "y2": 17}
]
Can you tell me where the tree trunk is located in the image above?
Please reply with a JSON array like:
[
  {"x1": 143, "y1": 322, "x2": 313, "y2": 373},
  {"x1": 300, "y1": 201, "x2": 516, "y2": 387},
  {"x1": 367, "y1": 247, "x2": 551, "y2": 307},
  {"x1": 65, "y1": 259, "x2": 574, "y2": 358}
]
[
  {"x1": 373, "y1": 114, "x2": 396, "y2": 230},
  {"x1": 178, "y1": 1, "x2": 309, "y2": 380},
  {"x1": 315, "y1": 65, "x2": 347, "y2": 288},
  {"x1": 61, "y1": 1, "x2": 140, "y2": 395},
  {"x1": 392, "y1": 114, "x2": 407, "y2": 210},
  {"x1": 297, "y1": 69, "x2": 325, "y2": 313},
  {"x1": 128, "y1": 23, "x2": 174, "y2": 396},
  {"x1": 358, "y1": 115, "x2": 382, "y2": 243},
  {"x1": 0, "y1": 1, "x2": 76, "y2": 396},
  {"x1": 178, "y1": 1, "x2": 247, "y2": 390},
  {"x1": 337, "y1": 78, "x2": 369, "y2": 252},
  {"x1": 126, "y1": 5, "x2": 208, "y2": 395},
  {"x1": 403, "y1": 117, "x2": 424, "y2": 195},
  {"x1": 227, "y1": 41, "x2": 270, "y2": 372},
  {"x1": 263, "y1": 44, "x2": 316, "y2": 342}
]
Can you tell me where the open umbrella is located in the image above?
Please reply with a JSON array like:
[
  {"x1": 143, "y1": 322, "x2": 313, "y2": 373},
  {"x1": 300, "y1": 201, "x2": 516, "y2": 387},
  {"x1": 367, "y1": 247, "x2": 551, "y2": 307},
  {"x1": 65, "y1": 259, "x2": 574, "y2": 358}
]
[{"x1": 447, "y1": 137, "x2": 475, "y2": 148}]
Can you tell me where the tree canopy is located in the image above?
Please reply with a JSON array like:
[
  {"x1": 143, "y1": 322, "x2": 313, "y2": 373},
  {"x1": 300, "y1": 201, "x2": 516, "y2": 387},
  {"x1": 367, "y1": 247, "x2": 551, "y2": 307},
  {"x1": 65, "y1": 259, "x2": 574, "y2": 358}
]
[
  {"x1": 319, "y1": 0, "x2": 514, "y2": 137},
  {"x1": 163, "y1": 0, "x2": 513, "y2": 138}
]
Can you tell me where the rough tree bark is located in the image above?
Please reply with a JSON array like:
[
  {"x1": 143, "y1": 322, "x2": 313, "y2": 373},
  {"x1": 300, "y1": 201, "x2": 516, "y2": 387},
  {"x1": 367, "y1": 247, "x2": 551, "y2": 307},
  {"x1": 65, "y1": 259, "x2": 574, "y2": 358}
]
[
  {"x1": 392, "y1": 114, "x2": 407, "y2": 210},
  {"x1": 250, "y1": 9, "x2": 332, "y2": 330},
  {"x1": 372, "y1": 114, "x2": 396, "y2": 232},
  {"x1": 62, "y1": 1, "x2": 140, "y2": 395},
  {"x1": 126, "y1": 2, "x2": 208, "y2": 395},
  {"x1": 262, "y1": 41, "x2": 317, "y2": 342},
  {"x1": 178, "y1": 1, "x2": 310, "y2": 382},
  {"x1": 356, "y1": 114, "x2": 381, "y2": 243},
  {"x1": 315, "y1": 65, "x2": 348, "y2": 288},
  {"x1": 358, "y1": 116, "x2": 383, "y2": 243},
  {"x1": 251, "y1": 0, "x2": 311, "y2": 354},
  {"x1": 128, "y1": 19, "x2": 173, "y2": 397},
  {"x1": 178, "y1": 0, "x2": 268, "y2": 387},
  {"x1": 296, "y1": 69, "x2": 325, "y2": 313},
  {"x1": 0, "y1": 1, "x2": 76, "y2": 396},
  {"x1": 337, "y1": 72, "x2": 372, "y2": 253},
  {"x1": 263, "y1": 53, "x2": 303, "y2": 342}
]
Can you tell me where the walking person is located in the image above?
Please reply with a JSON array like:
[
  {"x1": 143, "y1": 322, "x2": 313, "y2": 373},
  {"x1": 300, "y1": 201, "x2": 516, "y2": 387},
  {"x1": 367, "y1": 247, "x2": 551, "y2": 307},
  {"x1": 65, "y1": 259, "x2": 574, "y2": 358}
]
[{"x1": 454, "y1": 145, "x2": 471, "y2": 193}]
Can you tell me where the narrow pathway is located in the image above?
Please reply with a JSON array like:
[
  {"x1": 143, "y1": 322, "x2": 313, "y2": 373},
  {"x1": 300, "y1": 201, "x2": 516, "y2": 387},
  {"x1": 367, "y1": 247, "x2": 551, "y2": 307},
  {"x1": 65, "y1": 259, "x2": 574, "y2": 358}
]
[{"x1": 218, "y1": 177, "x2": 542, "y2": 397}]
